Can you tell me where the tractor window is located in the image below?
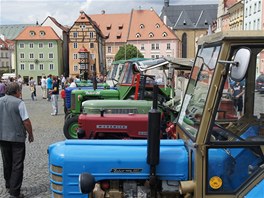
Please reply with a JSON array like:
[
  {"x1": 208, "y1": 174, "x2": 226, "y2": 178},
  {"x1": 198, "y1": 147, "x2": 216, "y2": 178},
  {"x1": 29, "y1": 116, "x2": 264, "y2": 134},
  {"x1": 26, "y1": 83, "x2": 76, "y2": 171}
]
[
  {"x1": 120, "y1": 62, "x2": 133, "y2": 84},
  {"x1": 178, "y1": 45, "x2": 221, "y2": 140},
  {"x1": 206, "y1": 146, "x2": 264, "y2": 194}
]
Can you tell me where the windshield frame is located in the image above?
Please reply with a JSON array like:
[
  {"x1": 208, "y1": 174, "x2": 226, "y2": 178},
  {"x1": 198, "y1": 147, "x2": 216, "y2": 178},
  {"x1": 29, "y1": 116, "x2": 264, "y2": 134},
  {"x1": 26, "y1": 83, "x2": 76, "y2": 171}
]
[{"x1": 177, "y1": 44, "x2": 222, "y2": 142}]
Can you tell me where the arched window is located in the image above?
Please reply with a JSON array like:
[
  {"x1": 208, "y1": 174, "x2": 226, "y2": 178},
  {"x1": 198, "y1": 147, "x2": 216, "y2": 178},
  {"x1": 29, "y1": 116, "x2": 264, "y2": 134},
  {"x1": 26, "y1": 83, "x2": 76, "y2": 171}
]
[
  {"x1": 136, "y1": 33, "x2": 141, "y2": 38},
  {"x1": 140, "y1": 24, "x2": 145, "y2": 29},
  {"x1": 182, "y1": 33, "x2": 187, "y2": 58},
  {"x1": 149, "y1": 32, "x2": 154, "y2": 38},
  {"x1": 155, "y1": 23, "x2": 160, "y2": 28}
]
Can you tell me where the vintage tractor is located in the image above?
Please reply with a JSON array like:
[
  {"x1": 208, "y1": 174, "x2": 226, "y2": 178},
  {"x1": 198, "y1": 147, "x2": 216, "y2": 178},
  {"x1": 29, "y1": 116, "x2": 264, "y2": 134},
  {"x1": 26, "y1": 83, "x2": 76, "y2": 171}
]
[
  {"x1": 48, "y1": 31, "x2": 264, "y2": 198},
  {"x1": 63, "y1": 58, "x2": 181, "y2": 139}
]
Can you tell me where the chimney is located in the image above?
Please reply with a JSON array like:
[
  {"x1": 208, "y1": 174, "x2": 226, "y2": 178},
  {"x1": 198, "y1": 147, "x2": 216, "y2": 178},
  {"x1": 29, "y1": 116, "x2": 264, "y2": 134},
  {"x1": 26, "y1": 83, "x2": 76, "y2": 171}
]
[
  {"x1": 163, "y1": 15, "x2": 167, "y2": 25},
  {"x1": 164, "y1": 0, "x2": 169, "y2": 7}
]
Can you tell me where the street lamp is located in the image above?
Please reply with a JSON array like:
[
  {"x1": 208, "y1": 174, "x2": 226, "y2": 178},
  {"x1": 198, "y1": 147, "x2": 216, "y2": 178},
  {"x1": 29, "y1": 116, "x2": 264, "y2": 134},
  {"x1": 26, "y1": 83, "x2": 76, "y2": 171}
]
[{"x1": 78, "y1": 46, "x2": 89, "y2": 80}]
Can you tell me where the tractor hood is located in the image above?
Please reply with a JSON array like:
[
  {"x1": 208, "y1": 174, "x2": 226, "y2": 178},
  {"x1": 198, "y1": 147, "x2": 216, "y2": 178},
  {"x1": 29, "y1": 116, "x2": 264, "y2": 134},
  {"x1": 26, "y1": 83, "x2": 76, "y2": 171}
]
[{"x1": 48, "y1": 140, "x2": 188, "y2": 195}]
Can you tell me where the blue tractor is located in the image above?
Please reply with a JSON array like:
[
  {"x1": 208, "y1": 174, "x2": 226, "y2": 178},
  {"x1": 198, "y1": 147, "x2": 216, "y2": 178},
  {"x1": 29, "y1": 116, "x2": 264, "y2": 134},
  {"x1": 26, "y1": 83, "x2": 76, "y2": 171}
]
[{"x1": 48, "y1": 31, "x2": 264, "y2": 198}]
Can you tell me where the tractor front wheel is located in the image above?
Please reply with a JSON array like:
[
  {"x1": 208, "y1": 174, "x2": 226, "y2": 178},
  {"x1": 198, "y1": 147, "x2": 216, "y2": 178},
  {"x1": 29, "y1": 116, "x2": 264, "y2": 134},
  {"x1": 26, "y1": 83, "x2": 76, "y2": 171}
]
[{"x1": 63, "y1": 116, "x2": 79, "y2": 139}]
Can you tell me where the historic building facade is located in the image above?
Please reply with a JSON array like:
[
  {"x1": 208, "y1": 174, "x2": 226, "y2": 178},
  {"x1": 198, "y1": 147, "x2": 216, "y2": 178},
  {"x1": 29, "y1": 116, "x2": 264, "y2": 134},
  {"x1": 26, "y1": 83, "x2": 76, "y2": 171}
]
[{"x1": 14, "y1": 26, "x2": 63, "y2": 84}]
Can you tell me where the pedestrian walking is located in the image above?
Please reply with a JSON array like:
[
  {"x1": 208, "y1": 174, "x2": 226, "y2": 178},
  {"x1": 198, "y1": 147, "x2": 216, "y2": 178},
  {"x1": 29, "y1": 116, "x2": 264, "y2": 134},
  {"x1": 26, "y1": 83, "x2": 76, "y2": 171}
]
[
  {"x1": 16, "y1": 75, "x2": 23, "y2": 99},
  {"x1": 40, "y1": 76, "x2": 47, "y2": 99},
  {"x1": 0, "y1": 80, "x2": 5, "y2": 97},
  {"x1": 49, "y1": 76, "x2": 59, "y2": 116},
  {"x1": 28, "y1": 77, "x2": 36, "y2": 101},
  {"x1": 0, "y1": 82, "x2": 34, "y2": 198},
  {"x1": 46, "y1": 74, "x2": 53, "y2": 101},
  {"x1": 61, "y1": 74, "x2": 66, "y2": 89}
]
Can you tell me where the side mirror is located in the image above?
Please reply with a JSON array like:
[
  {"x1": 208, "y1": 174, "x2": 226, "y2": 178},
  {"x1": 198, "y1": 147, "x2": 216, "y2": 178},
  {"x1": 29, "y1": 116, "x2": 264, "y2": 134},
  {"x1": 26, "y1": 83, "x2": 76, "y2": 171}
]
[{"x1": 230, "y1": 48, "x2": 251, "y2": 81}]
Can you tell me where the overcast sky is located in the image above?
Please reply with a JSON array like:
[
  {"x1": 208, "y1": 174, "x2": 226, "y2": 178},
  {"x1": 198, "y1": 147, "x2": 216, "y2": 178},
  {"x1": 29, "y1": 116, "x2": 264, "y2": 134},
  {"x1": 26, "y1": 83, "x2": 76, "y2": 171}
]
[{"x1": 0, "y1": 0, "x2": 218, "y2": 26}]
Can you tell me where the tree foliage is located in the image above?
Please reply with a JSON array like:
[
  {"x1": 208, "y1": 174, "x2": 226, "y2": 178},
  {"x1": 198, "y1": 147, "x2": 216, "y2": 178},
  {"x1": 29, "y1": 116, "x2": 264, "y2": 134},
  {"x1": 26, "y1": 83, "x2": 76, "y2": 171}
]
[{"x1": 114, "y1": 44, "x2": 144, "y2": 61}]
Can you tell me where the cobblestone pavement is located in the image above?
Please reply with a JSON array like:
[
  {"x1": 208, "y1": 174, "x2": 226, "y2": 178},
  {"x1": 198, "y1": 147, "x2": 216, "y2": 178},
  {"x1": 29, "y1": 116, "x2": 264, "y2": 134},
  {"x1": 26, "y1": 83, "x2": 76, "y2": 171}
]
[{"x1": 0, "y1": 85, "x2": 66, "y2": 198}]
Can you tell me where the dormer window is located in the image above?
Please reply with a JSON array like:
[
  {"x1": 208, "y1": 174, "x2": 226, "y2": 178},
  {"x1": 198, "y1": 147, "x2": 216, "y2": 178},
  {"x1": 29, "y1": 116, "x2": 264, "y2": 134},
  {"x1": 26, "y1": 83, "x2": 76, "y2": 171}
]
[
  {"x1": 40, "y1": 31, "x2": 45, "y2": 36},
  {"x1": 162, "y1": 32, "x2": 168, "y2": 37},
  {"x1": 116, "y1": 32, "x2": 122, "y2": 39},
  {"x1": 149, "y1": 32, "x2": 154, "y2": 38},
  {"x1": 155, "y1": 23, "x2": 160, "y2": 28},
  {"x1": 136, "y1": 33, "x2": 141, "y2": 38},
  {"x1": 118, "y1": 24, "x2": 123, "y2": 29},
  {"x1": 107, "y1": 24, "x2": 112, "y2": 30},
  {"x1": 29, "y1": 31, "x2": 36, "y2": 36},
  {"x1": 140, "y1": 24, "x2": 145, "y2": 29}
]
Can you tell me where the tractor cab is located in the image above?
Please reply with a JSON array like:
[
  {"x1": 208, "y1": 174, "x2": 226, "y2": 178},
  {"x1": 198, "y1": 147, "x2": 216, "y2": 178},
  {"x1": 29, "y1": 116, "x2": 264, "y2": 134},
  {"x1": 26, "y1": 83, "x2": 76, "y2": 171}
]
[{"x1": 176, "y1": 31, "x2": 264, "y2": 197}]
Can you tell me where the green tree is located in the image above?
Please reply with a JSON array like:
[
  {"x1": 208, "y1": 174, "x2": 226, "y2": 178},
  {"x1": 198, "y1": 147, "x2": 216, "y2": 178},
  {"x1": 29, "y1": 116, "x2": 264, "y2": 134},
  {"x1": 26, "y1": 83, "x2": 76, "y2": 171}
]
[{"x1": 115, "y1": 44, "x2": 144, "y2": 61}]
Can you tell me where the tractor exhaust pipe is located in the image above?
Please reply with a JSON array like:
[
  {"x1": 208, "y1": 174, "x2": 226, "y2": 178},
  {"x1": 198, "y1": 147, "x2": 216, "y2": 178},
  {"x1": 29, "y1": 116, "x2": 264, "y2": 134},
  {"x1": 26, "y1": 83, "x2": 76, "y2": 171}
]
[{"x1": 147, "y1": 84, "x2": 161, "y2": 197}]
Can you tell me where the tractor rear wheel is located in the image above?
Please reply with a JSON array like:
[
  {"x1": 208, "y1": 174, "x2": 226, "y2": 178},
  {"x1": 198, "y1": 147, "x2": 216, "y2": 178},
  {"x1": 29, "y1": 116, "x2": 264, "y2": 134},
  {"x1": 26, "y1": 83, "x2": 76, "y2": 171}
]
[{"x1": 63, "y1": 116, "x2": 79, "y2": 139}]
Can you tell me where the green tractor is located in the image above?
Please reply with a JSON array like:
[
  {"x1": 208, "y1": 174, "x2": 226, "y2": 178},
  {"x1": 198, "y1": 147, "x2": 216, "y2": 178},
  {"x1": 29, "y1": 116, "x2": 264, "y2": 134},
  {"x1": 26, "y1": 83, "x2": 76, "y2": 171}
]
[{"x1": 63, "y1": 58, "x2": 192, "y2": 139}]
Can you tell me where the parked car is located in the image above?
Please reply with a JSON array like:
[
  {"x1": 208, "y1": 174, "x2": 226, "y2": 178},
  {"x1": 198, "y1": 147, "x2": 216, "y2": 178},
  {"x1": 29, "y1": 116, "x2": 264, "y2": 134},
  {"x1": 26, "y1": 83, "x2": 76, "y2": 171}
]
[{"x1": 256, "y1": 74, "x2": 264, "y2": 93}]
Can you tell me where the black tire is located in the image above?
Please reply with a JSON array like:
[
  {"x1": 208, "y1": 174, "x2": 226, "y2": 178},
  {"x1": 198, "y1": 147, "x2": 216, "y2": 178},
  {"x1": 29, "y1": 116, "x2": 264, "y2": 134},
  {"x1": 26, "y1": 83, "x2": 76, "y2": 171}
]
[{"x1": 63, "y1": 116, "x2": 79, "y2": 139}]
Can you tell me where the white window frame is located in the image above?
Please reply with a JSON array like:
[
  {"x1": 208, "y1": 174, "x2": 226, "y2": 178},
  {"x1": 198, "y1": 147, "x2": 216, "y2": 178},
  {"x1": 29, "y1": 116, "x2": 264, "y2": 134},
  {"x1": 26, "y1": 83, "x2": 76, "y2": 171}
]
[
  {"x1": 20, "y1": 63, "x2": 25, "y2": 70},
  {"x1": 29, "y1": 43, "x2": 34, "y2": 48},
  {"x1": 39, "y1": 53, "x2": 44, "y2": 59},
  {"x1": 73, "y1": 53, "x2": 78, "y2": 59},
  {"x1": 73, "y1": 42, "x2": 78, "y2": 48},
  {"x1": 73, "y1": 65, "x2": 79, "y2": 72},
  {"x1": 19, "y1": 43, "x2": 25, "y2": 49},
  {"x1": 49, "y1": 63, "x2": 54, "y2": 70},
  {"x1": 73, "y1": 32, "x2": 78, "y2": 38},
  {"x1": 29, "y1": 53, "x2": 34, "y2": 59},
  {"x1": 48, "y1": 53, "x2": 54, "y2": 59},
  {"x1": 29, "y1": 63, "x2": 35, "y2": 70},
  {"x1": 48, "y1": 42, "x2": 53, "y2": 48},
  {"x1": 39, "y1": 43, "x2": 44, "y2": 48},
  {"x1": 20, "y1": 53, "x2": 25, "y2": 59},
  {"x1": 39, "y1": 64, "x2": 44, "y2": 70}
]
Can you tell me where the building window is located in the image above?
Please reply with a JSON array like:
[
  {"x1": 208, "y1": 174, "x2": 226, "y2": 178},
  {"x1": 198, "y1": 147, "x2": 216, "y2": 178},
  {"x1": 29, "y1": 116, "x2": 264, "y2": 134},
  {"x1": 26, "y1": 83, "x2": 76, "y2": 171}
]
[
  {"x1": 80, "y1": 24, "x2": 86, "y2": 29},
  {"x1": 49, "y1": 53, "x2": 54, "y2": 59},
  {"x1": 29, "y1": 31, "x2": 36, "y2": 36},
  {"x1": 156, "y1": 43, "x2": 159, "y2": 50},
  {"x1": 20, "y1": 64, "x2": 25, "y2": 70},
  {"x1": 182, "y1": 33, "x2": 187, "y2": 58},
  {"x1": 48, "y1": 42, "x2": 53, "y2": 48},
  {"x1": 74, "y1": 65, "x2": 78, "y2": 71},
  {"x1": 49, "y1": 63, "x2": 54, "y2": 70},
  {"x1": 149, "y1": 32, "x2": 154, "y2": 38},
  {"x1": 140, "y1": 24, "x2": 145, "y2": 29},
  {"x1": 90, "y1": 32, "x2": 94, "y2": 38},
  {"x1": 29, "y1": 53, "x2": 34, "y2": 59},
  {"x1": 136, "y1": 33, "x2": 141, "y2": 38},
  {"x1": 141, "y1": 44, "x2": 144, "y2": 50},
  {"x1": 155, "y1": 23, "x2": 160, "y2": 28},
  {"x1": 73, "y1": 32, "x2": 78, "y2": 38},
  {"x1": 107, "y1": 46, "x2": 111, "y2": 53},
  {"x1": 29, "y1": 43, "x2": 34, "y2": 48},
  {"x1": 39, "y1": 64, "x2": 44, "y2": 70},
  {"x1": 151, "y1": 43, "x2": 155, "y2": 50},
  {"x1": 40, "y1": 31, "x2": 45, "y2": 36},
  {"x1": 90, "y1": 43, "x2": 94, "y2": 48},
  {"x1": 151, "y1": 55, "x2": 155, "y2": 59},
  {"x1": 155, "y1": 55, "x2": 159, "y2": 59},
  {"x1": 90, "y1": 54, "x2": 95, "y2": 60},
  {"x1": 162, "y1": 32, "x2": 168, "y2": 37},
  {"x1": 20, "y1": 53, "x2": 25, "y2": 59},
  {"x1": 29, "y1": 64, "x2": 35, "y2": 70},
  {"x1": 39, "y1": 43, "x2": 44, "y2": 48},
  {"x1": 39, "y1": 53, "x2": 44, "y2": 59},
  {"x1": 73, "y1": 42, "x2": 78, "y2": 48},
  {"x1": 167, "y1": 43, "x2": 171, "y2": 50},
  {"x1": 73, "y1": 53, "x2": 78, "y2": 59},
  {"x1": 19, "y1": 43, "x2": 25, "y2": 48}
]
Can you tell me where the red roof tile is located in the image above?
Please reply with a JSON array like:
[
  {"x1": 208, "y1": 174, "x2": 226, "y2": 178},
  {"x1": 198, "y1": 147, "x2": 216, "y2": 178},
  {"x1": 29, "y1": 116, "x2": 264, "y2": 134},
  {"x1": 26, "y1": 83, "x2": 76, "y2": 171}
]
[{"x1": 14, "y1": 26, "x2": 61, "y2": 40}]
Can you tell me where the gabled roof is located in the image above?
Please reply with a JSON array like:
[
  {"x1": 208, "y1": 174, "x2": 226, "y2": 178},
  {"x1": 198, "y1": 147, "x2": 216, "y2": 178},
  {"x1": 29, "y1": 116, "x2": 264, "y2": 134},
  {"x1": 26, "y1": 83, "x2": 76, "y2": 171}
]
[
  {"x1": 14, "y1": 26, "x2": 61, "y2": 40},
  {"x1": 41, "y1": 16, "x2": 69, "y2": 32},
  {"x1": 160, "y1": 4, "x2": 218, "y2": 29},
  {"x1": 70, "y1": 11, "x2": 105, "y2": 38},
  {"x1": 0, "y1": 37, "x2": 14, "y2": 49},
  {"x1": 128, "y1": 9, "x2": 178, "y2": 41},
  {"x1": 90, "y1": 13, "x2": 130, "y2": 43},
  {"x1": 0, "y1": 24, "x2": 35, "y2": 40}
]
